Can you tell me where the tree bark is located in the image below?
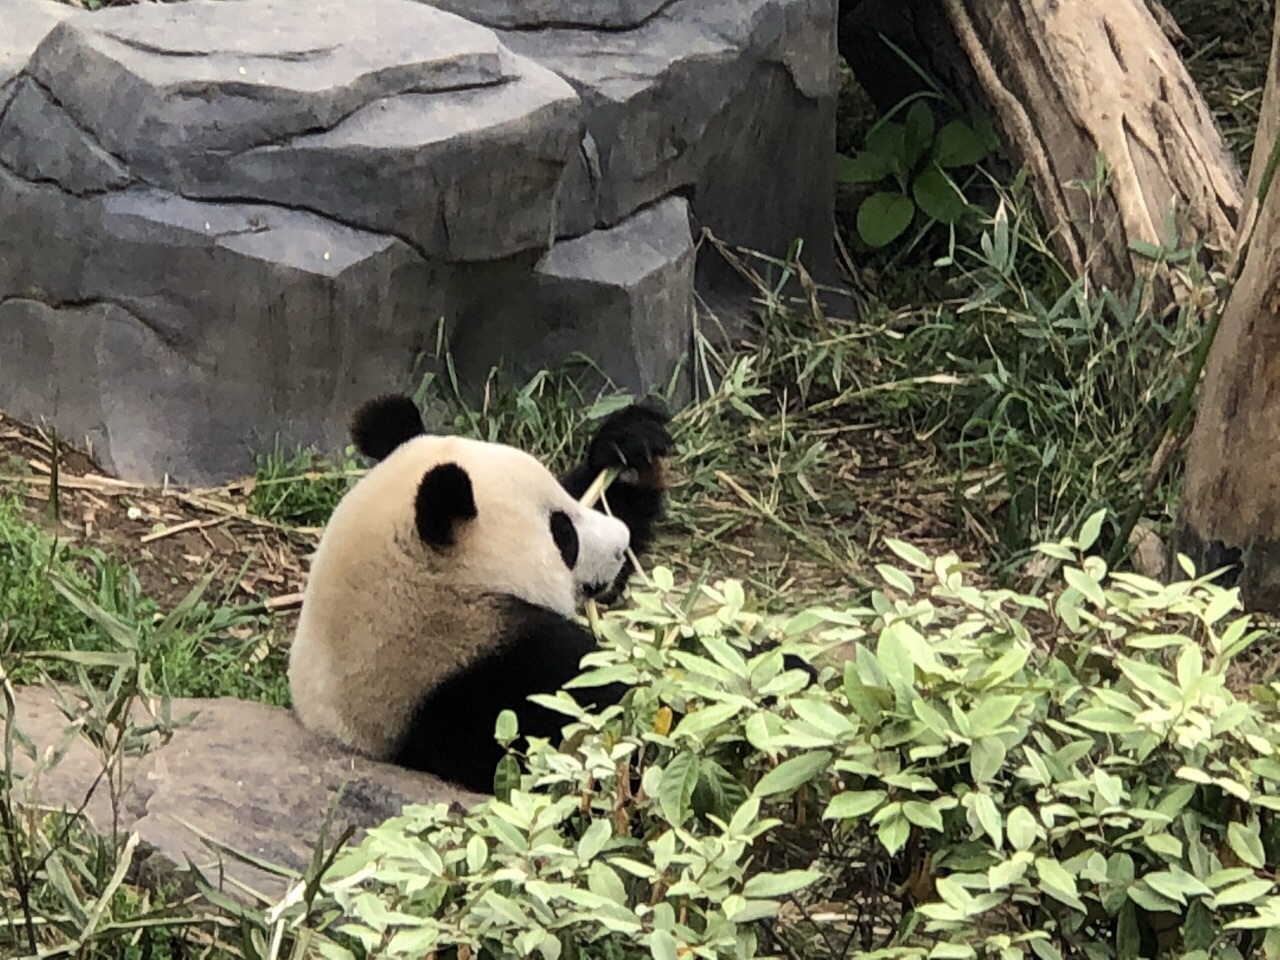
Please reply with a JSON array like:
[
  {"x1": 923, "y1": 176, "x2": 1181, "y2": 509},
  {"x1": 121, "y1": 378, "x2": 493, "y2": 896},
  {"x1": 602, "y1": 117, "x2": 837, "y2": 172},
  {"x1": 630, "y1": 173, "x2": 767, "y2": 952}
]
[
  {"x1": 1173, "y1": 7, "x2": 1280, "y2": 613},
  {"x1": 1238, "y1": 16, "x2": 1280, "y2": 255},
  {"x1": 941, "y1": 0, "x2": 1243, "y2": 308},
  {"x1": 843, "y1": 0, "x2": 1243, "y2": 312}
]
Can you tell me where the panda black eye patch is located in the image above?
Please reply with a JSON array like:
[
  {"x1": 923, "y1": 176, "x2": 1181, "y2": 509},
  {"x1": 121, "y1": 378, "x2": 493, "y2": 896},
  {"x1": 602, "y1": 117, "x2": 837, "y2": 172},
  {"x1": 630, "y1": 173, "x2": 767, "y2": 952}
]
[{"x1": 549, "y1": 510, "x2": 579, "y2": 569}]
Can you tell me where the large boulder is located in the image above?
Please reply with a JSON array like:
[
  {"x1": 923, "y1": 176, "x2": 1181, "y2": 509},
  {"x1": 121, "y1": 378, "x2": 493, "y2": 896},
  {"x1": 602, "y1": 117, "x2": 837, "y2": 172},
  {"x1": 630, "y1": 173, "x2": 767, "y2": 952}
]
[
  {"x1": 8, "y1": 684, "x2": 484, "y2": 904},
  {"x1": 0, "y1": 0, "x2": 838, "y2": 485}
]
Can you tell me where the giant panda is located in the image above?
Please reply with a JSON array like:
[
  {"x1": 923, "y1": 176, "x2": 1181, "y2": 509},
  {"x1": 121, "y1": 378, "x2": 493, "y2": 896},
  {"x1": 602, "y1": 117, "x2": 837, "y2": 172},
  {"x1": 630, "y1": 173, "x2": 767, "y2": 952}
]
[{"x1": 287, "y1": 393, "x2": 672, "y2": 793}]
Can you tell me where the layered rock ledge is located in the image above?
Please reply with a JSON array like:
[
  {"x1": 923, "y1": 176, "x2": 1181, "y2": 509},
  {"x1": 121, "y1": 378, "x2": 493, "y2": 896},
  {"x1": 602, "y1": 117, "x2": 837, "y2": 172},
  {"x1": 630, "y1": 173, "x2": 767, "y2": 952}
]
[
  {"x1": 9, "y1": 684, "x2": 484, "y2": 904},
  {"x1": 0, "y1": 0, "x2": 837, "y2": 483}
]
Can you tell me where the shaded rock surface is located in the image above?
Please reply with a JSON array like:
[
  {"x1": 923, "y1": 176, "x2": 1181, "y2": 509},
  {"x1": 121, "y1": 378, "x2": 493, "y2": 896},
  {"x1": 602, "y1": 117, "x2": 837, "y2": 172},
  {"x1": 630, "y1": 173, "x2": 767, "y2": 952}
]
[
  {"x1": 0, "y1": 0, "x2": 838, "y2": 484},
  {"x1": 0, "y1": 0, "x2": 71, "y2": 89},
  {"x1": 8, "y1": 684, "x2": 483, "y2": 904}
]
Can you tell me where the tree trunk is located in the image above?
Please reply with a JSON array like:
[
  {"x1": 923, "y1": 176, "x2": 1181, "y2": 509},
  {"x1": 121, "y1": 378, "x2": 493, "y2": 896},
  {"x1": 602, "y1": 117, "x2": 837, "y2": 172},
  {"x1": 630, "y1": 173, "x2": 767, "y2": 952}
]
[
  {"x1": 1173, "y1": 7, "x2": 1280, "y2": 613},
  {"x1": 940, "y1": 0, "x2": 1243, "y2": 308},
  {"x1": 841, "y1": 0, "x2": 1244, "y2": 312},
  {"x1": 1238, "y1": 16, "x2": 1280, "y2": 255}
]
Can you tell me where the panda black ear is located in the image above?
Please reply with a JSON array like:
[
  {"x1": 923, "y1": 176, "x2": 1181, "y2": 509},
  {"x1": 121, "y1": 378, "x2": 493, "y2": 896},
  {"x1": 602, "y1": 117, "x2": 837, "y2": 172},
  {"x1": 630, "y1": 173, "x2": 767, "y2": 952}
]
[
  {"x1": 415, "y1": 463, "x2": 477, "y2": 548},
  {"x1": 350, "y1": 394, "x2": 426, "y2": 462}
]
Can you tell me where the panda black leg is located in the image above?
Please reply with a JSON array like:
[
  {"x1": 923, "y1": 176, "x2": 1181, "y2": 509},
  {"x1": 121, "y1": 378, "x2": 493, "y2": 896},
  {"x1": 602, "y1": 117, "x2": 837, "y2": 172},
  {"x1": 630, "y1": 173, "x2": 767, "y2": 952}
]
[
  {"x1": 391, "y1": 596, "x2": 629, "y2": 794},
  {"x1": 561, "y1": 401, "x2": 673, "y2": 598}
]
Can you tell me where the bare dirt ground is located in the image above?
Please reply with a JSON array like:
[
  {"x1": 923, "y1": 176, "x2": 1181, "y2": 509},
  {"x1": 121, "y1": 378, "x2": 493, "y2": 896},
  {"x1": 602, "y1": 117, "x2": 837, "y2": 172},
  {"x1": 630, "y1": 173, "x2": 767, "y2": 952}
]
[{"x1": 0, "y1": 411, "x2": 313, "y2": 625}]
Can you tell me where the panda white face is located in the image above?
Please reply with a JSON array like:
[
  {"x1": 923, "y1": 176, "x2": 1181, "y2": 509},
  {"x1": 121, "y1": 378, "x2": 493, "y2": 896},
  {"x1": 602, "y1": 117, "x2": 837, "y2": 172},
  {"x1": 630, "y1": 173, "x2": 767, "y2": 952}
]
[
  {"x1": 548, "y1": 501, "x2": 632, "y2": 603},
  {"x1": 355, "y1": 433, "x2": 631, "y2": 618}
]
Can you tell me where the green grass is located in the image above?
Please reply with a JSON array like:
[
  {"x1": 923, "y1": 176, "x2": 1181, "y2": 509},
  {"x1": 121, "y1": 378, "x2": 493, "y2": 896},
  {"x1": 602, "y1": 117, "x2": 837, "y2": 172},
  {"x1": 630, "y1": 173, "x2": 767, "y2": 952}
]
[
  {"x1": 0, "y1": 492, "x2": 289, "y2": 706},
  {"x1": 247, "y1": 440, "x2": 359, "y2": 529}
]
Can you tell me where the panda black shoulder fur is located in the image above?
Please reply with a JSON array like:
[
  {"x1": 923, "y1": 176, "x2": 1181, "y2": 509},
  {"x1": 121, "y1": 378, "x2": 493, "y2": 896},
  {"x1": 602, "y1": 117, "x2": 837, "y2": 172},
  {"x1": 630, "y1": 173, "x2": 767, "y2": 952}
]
[{"x1": 287, "y1": 393, "x2": 671, "y2": 793}]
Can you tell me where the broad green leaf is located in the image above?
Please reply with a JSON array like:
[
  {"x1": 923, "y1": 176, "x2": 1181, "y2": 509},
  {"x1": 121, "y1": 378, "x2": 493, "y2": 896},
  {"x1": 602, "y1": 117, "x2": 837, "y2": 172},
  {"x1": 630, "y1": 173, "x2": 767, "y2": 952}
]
[
  {"x1": 587, "y1": 861, "x2": 627, "y2": 904},
  {"x1": 903, "y1": 100, "x2": 935, "y2": 168},
  {"x1": 864, "y1": 121, "x2": 909, "y2": 172},
  {"x1": 1142, "y1": 868, "x2": 1211, "y2": 904},
  {"x1": 1176, "y1": 644, "x2": 1203, "y2": 689},
  {"x1": 1127, "y1": 881, "x2": 1182, "y2": 913},
  {"x1": 495, "y1": 709, "x2": 519, "y2": 746},
  {"x1": 968, "y1": 737, "x2": 1006, "y2": 787},
  {"x1": 792, "y1": 699, "x2": 855, "y2": 739},
  {"x1": 494, "y1": 754, "x2": 521, "y2": 803},
  {"x1": 577, "y1": 819, "x2": 612, "y2": 864},
  {"x1": 1070, "y1": 708, "x2": 1140, "y2": 734},
  {"x1": 1212, "y1": 879, "x2": 1274, "y2": 907},
  {"x1": 930, "y1": 943, "x2": 977, "y2": 960},
  {"x1": 744, "y1": 711, "x2": 777, "y2": 752},
  {"x1": 1203, "y1": 585, "x2": 1239, "y2": 626},
  {"x1": 989, "y1": 853, "x2": 1031, "y2": 890},
  {"x1": 886, "y1": 538, "x2": 932, "y2": 570},
  {"x1": 1144, "y1": 834, "x2": 1183, "y2": 859},
  {"x1": 1205, "y1": 867, "x2": 1259, "y2": 889},
  {"x1": 1183, "y1": 900, "x2": 1215, "y2": 953},
  {"x1": 980, "y1": 646, "x2": 1029, "y2": 687},
  {"x1": 967, "y1": 695, "x2": 1023, "y2": 738},
  {"x1": 1007, "y1": 806, "x2": 1039, "y2": 851},
  {"x1": 837, "y1": 151, "x2": 893, "y2": 185},
  {"x1": 742, "y1": 869, "x2": 823, "y2": 899},
  {"x1": 903, "y1": 800, "x2": 944, "y2": 832},
  {"x1": 933, "y1": 118, "x2": 991, "y2": 168},
  {"x1": 659, "y1": 752, "x2": 700, "y2": 826},
  {"x1": 877, "y1": 563, "x2": 916, "y2": 595},
  {"x1": 877, "y1": 622, "x2": 918, "y2": 701},
  {"x1": 1063, "y1": 566, "x2": 1106, "y2": 608},
  {"x1": 913, "y1": 698, "x2": 952, "y2": 738},
  {"x1": 673, "y1": 701, "x2": 741, "y2": 741},
  {"x1": 649, "y1": 929, "x2": 679, "y2": 960},
  {"x1": 1229, "y1": 822, "x2": 1266, "y2": 869},
  {"x1": 1117, "y1": 902, "x2": 1141, "y2": 960},
  {"x1": 972, "y1": 792, "x2": 1003, "y2": 848},
  {"x1": 823, "y1": 789, "x2": 887, "y2": 820},
  {"x1": 466, "y1": 834, "x2": 489, "y2": 873},
  {"x1": 888, "y1": 619, "x2": 945, "y2": 676},
  {"x1": 1036, "y1": 858, "x2": 1078, "y2": 899},
  {"x1": 857, "y1": 192, "x2": 915, "y2": 249},
  {"x1": 913, "y1": 164, "x2": 969, "y2": 224},
  {"x1": 1116, "y1": 658, "x2": 1182, "y2": 706},
  {"x1": 877, "y1": 812, "x2": 911, "y2": 855},
  {"x1": 1077, "y1": 510, "x2": 1106, "y2": 551},
  {"x1": 753, "y1": 751, "x2": 832, "y2": 798}
]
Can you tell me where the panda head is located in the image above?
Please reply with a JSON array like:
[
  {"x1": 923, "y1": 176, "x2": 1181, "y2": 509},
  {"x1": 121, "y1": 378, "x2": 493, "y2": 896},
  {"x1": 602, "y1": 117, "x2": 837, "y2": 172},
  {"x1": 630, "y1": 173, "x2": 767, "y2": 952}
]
[{"x1": 345, "y1": 394, "x2": 632, "y2": 616}]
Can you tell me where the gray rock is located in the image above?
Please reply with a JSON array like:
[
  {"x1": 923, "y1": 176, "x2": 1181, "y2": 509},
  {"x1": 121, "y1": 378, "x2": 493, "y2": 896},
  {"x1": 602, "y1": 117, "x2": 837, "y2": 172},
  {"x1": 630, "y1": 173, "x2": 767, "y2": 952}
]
[
  {"x1": 217, "y1": 60, "x2": 582, "y2": 261},
  {"x1": 0, "y1": 77, "x2": 133, "y2": 195},
  {"x1": 500, "y1": 0, "x2": 839, "y2": 276},
  {"x1": 26, "y1": 0, "x2": 583, "y2": 261},
  {"x1": 0, "y1": 0, "x2": 838, "y2": 483},
  {"x1": 0, "y1": 168, "x2": 438, "y2": 483},
  {"x1": 28, "y1": 0, "x2": 511, "y2": 165},
  {"x1": 428, "y1": 0, "x2": 673, "y2": 29},
  {"x1": 449, "y1": 196, "x2": 696, "y2": 404},
  {"x1": 8, "y1": 684, "x2": 483, "y2": 904},
  {"x1": 0, "y1": 0, "x2": 73, "y2": 90}
]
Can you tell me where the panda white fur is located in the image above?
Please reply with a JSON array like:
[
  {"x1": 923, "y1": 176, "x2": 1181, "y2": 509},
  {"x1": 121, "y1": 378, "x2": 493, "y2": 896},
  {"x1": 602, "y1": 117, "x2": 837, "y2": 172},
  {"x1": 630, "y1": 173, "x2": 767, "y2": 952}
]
[{"x1": 287, "y1": 393, "x2": 671, "y2": 793}]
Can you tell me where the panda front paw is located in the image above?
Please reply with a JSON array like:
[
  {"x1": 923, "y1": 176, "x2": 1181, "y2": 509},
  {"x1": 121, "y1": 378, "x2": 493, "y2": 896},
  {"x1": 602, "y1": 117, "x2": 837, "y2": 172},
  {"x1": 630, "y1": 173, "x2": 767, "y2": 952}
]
[{"x1": 587, "y1": 401, "x2": 673, "y2": 475}]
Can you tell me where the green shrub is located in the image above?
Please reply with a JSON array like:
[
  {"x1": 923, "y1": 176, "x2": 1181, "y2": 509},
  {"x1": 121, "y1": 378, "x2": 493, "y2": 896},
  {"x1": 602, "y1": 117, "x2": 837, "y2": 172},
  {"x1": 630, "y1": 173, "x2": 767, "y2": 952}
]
[{"x1": 270, "y1": 516, "x2": 1280, "y2": 960}]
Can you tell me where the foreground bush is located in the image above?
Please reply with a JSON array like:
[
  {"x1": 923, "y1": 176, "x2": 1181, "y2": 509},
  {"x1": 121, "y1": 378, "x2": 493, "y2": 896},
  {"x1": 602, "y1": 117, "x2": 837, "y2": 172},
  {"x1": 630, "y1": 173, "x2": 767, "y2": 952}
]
[{"x1": 279, "y1": 515, "x2": 1280, "y2": 960}]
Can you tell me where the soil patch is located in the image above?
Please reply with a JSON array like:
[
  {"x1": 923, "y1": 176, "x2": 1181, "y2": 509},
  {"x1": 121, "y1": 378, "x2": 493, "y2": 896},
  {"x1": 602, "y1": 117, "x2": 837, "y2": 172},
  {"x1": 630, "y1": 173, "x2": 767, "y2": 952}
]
[{"x1": 0, "y1": 412, "x2": 315, "y2": 624}]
